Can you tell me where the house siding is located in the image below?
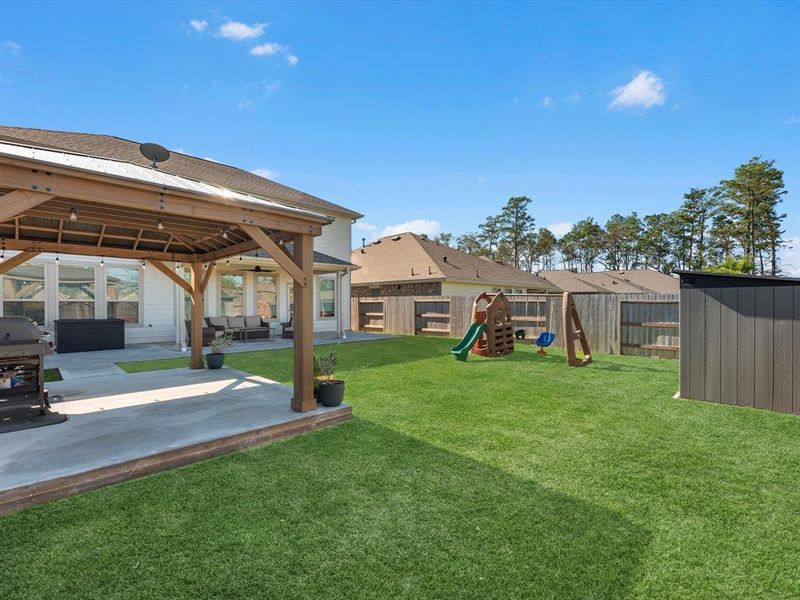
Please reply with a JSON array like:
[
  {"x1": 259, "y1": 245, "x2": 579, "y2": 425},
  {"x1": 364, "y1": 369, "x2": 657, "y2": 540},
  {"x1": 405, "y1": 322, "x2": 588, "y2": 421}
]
[{"x1": 352, "y1": 281, "x2": 442, "y2": 297}]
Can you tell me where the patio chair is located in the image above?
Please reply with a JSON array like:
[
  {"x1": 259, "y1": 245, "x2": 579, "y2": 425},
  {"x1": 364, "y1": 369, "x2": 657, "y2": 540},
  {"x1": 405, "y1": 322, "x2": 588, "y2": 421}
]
[
  {"x1": 185, "y1": 320, "x2": 217, "y2": 347},
  {"x1": 281, "y1": 317, "x2": 294, "y2": 339}
]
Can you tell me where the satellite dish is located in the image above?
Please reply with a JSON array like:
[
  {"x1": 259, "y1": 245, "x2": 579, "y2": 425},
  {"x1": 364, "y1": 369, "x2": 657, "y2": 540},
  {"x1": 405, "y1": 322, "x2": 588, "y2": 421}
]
[{"x1": 139, "y1": 143, "x2": 171, "y2": 168}]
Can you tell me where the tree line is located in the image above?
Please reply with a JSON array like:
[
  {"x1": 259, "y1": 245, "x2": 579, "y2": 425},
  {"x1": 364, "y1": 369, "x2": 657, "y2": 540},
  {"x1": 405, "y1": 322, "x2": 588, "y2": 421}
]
[{"x1": 431, "y1": 157, "x2": 788, "y2": 275}]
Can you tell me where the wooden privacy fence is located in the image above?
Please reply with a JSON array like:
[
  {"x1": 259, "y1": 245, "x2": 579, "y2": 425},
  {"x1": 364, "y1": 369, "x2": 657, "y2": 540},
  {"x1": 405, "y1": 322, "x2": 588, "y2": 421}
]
[{"x1": 353, "y1": 292, "x2": 680, "y2": 357}]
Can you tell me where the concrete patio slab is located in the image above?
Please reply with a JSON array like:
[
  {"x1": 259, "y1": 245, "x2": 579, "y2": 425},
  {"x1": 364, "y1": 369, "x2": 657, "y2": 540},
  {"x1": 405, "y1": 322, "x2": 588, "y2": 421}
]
[
  {"x1": 0, "y1": 368, "x2": 351, "y2": 513},
  {"x1": 46, "y1": 331, "x2": 394, "y2": 380}
]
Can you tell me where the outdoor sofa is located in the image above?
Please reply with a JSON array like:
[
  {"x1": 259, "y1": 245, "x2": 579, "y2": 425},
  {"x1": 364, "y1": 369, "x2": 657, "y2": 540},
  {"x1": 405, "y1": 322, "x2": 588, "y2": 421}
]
[{"x1": 205, "y1": 316, "x2": 271, "y2": 341}]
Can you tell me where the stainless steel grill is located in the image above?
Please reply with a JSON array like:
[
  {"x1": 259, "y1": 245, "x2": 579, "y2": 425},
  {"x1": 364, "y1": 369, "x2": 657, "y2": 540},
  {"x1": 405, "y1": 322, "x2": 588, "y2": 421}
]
[{"x1": 0, "y1": 317, "x2": 56, "y2": 415}]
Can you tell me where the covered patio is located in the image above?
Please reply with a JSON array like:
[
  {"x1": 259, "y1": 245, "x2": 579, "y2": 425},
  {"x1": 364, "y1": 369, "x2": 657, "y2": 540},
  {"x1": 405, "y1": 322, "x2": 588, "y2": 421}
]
[
  {"x1": 0, "y1": 368, "x2": 351, "y2": 514},
  {"x1": 0, "y1": 140, "x2": 331, "y2": 412}
]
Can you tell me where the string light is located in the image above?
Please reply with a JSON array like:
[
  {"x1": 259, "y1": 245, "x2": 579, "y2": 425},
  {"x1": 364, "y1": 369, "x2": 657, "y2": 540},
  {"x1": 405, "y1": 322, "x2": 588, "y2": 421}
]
[
  {"x1": 55, "y1": 253, "x2": 59, "y2": 263},
  {"x1": 221, "y1": 228, "x2": 229, "y2": 240},
  {"x1": 69, "y1": 208, "x2": 78, "y2": 222},
  {"x1": 142, "y1": 261, "x2": 147, "y2": 269},
  {"x1": 157, "y1": 218, "x2": 164, "y2": 231},
  {"x1": 100, "y1": 257, "x2": 104, "y2": 268}
]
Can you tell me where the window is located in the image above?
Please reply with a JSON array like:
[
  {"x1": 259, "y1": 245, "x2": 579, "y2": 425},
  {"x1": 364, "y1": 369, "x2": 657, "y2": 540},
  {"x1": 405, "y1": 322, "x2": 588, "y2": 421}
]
[
  {"x1": 59, "y1": 265, "x2": 95, "y2": 319},
  {"x1": 219, "y1": 274, "x2": 244, "y2": 316},
  {"x1": 255, "y1": 274, "x2": 277, "y2": 319},
  {"x1": 318, "y1": 276, "x2": 336, "y2": 319},
  {"x1": 287, "y1": 284, "x2": 294, "y2": 320},
  {"x1": 3, "y1": 264, "x2": 45, "y2": 324},
  {"x1": 106, "y1": 267, "x2": 140, "y2": 323}
]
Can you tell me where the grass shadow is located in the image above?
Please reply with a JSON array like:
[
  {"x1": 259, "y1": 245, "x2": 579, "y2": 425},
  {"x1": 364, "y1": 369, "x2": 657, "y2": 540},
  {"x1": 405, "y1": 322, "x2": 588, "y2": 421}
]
[{"x1": 0, "y1": 419, "x2": 649, "y2": 599}]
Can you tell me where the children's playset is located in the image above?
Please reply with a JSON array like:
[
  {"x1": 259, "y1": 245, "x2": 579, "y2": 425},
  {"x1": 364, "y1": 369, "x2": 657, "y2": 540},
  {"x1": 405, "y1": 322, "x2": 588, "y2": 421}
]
[{"x1": 451, "y1": 291, "x2": 591, "y2": 367}]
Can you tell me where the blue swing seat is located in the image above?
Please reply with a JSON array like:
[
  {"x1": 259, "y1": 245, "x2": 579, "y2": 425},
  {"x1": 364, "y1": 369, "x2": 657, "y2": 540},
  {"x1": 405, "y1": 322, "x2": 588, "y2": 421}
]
[{"x1": 535, "y1": 331, "x2": 556, "y2": 354}]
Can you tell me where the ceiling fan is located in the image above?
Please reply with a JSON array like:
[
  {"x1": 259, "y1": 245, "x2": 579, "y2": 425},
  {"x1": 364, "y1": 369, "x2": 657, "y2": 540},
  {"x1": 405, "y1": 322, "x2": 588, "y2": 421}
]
[{"x1": 234, "y1": 265, "x2": 276, "y2": 274}]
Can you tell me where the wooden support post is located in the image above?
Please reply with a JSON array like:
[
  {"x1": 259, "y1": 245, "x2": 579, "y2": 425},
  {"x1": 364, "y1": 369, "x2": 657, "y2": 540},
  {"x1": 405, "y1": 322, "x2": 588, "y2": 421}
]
[
  {"x1": 292, "y1": 233, "x2": 315, "y2": 412},
  {"x1": 190, "y1": 262, "x2": 205, "y2": 369},
  {"x1": 562, "y1": 292, "x2": 592, "y2": 367}
]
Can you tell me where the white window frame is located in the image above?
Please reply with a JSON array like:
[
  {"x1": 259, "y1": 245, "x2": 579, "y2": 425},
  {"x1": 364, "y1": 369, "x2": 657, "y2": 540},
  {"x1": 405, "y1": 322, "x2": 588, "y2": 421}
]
[
  {"x1": 254, "y1": 272, "x2": 278, "y2": 321},
  {"x1": 57, "y1": 263, "x2": 98, "y2": 320},
  {"x1": 217, "y1": 271, "x2": 246, "y2": 317},
  {"x1": 105, "y1": 265, "x2": 144, "y2": 325},
  {"x1": 0, "y1": 262, "x2": 47, "y2": 325},
  {"x1": 317, "y1": 274, "x2": 336, "y2": 320}
]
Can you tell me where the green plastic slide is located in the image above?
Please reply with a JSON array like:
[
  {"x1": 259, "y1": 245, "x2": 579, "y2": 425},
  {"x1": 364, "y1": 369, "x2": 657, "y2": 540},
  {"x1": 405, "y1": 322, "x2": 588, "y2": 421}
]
[{"x1": 450, "y1": 322, "x2": 486, "y2": 361}]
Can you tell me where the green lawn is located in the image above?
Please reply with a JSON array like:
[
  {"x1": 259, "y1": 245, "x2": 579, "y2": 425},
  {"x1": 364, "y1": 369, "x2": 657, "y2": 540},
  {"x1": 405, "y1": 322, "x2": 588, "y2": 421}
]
[{"x1": 3, "y1": 338, "x2": 800, "y2": 599}]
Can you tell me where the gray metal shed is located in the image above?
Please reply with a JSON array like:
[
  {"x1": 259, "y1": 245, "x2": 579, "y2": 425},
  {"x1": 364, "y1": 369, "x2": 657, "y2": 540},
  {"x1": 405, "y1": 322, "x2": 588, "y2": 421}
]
[{"x1": 677, "y1": 271, "x2": 800, "y2": 414}]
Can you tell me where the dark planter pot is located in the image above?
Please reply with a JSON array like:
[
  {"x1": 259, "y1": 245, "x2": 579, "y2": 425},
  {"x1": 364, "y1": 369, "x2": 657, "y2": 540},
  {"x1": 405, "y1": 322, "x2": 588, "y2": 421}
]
[
  {"x1": 317, "y1": 380, "x2": 345, "y2": 407},
  {"x1": 206, "y1": 353, "x2": 225, "y2": 369}
]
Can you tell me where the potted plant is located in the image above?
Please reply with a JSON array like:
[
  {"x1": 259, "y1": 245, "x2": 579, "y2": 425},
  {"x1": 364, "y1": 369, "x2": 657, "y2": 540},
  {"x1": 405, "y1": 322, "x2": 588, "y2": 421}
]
[
  {"x1": 206, "y1": 333, "x2": 233, "y2": 369},
  {"x1": 313, "y1": 350, "x2": 345, "y2": 407}
]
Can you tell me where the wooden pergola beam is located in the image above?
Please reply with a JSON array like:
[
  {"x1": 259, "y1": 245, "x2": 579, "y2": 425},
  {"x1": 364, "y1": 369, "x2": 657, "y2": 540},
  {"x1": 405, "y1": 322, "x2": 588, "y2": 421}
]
[
  {"x1": 148, "y1": 259, "x2": 193, "y2": 295},
  {"x1": 241, "y1": 224, "x2": 306, "y2": 286},
  {"x1": 0, "y1": 190, "x2": 53, "y2": 222},
  {"x1": 0, "y1": 238, "x2": 198, "y2": 262},
  {"x1": 199, "y1": 261, "x2": 215, "y2": 295},
  {"x1": 0, "y1": 251, "x2": 40, "y2": 276},
  {"x1": 0, "y1": 162, "x2": 326, "y2": 235},
  {"x1": 201, "y1": 240, "x2": 260, "y2": 262}
]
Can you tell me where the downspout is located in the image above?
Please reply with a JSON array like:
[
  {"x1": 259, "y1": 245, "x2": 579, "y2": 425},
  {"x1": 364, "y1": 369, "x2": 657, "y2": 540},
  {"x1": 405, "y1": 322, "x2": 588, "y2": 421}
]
[{"x1": 338, "y1": 267, "x2": 350, "y2": 340}]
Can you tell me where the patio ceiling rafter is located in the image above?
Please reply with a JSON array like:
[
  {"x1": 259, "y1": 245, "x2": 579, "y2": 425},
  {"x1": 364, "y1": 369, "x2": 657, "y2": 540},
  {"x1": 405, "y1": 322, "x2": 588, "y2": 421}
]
[{"x1": 0, "y1": 144, "x2": 331, "y2": 413}]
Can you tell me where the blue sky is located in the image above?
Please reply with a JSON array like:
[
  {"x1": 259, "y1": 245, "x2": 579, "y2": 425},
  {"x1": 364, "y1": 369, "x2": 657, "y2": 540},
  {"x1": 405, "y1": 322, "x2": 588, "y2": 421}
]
[{"x1": 1, "y1": 2, "x2": 798, "y2": 267}]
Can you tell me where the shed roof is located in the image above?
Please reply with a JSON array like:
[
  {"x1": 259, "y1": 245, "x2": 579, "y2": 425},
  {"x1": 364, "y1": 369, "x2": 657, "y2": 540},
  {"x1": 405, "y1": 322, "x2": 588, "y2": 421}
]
[
  {"x1": 537, "y1": 269, "x2": 679, "y2": 294},
  {"x1": 675, "y1": 270, "x2": 800, "y2": 287},
  {"x1": 351, "y1": 232, "x2": 558, "y2": 290},
  {"x1": 0, "y1": 126, "x2": 363, "y2": 219}
]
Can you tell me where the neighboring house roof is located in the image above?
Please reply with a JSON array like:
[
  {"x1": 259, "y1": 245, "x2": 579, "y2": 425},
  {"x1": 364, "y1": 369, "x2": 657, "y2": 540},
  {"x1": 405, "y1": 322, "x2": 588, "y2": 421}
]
[
  {"x1": 0, "y1": 126, "x2": 363, "y2": 219},
  {"x1": 537, "y1": 269, "x2": 679, "y2": 294},
  {"x1": 351, "y1": 232, "x2": 558, "y2": 291}
]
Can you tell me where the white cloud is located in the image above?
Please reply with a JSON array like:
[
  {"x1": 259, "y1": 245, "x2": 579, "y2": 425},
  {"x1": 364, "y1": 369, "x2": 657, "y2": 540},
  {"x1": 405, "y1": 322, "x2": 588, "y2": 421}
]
[
  {"x1": 256, "y1": 79, "x2": 280, "y2": 95},
  {"x1": 609, "y1": 70, "x2": 666, "y2": 110},
  {"x1": 250, "y1": 42, "x2": 285, "y2": 56},
  {"x1": 250, "y1": 43, "x2": 299, "y2": 65},
  {"x1": 218, "y1": 20, "x2": 266, "y2": 41},
  {"x1": 189, "y1": 19, "x2": 208, "y2": 32},
  {"x1": 780, "y1": 238, "x2": 800, "y2": 276},
  {"x1": 511, "y1": 96, "x2": 519, "y2": 106},
  {"x1": 251, "y1": 168, "x2": 279, "y2": 180},
  {"x1": 1, "y1": 41, "x2": 21, "y2": 55},
  {"x1": 381, "y1": 219, "x2": 441, "y2": 238},
  {"x1": 786, "y1": 115, "x2": 799, "y2": 126},
  {"x1": 477, "y1": 177, "x2": 486, "y2": 185},
  {"x1": 541, "y1": 96, "x2": 553, "y2": 108},
  {"x1": 565, "y1": 92, "x2": 581, "y2": 103},
  {"x1": 235, "y1": 100, "x2": 253, "y2": 109},
  {"x1": 545, "y1": 222, "x2": 573, "y2": 238}
]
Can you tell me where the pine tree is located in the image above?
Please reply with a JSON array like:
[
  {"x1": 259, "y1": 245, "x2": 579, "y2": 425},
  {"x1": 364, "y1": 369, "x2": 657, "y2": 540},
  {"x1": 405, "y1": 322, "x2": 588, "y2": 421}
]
[{"x1": 497, "y1": 196, "x2": 536, "y2": 269}]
